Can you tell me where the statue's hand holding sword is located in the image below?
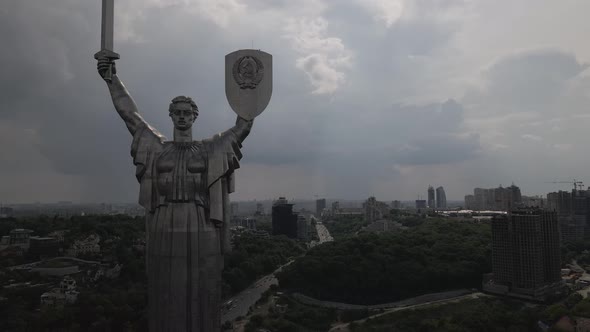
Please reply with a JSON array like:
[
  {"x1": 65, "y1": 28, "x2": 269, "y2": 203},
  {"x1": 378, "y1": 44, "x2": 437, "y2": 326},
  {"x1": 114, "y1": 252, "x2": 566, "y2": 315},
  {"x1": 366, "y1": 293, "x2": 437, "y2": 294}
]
[{"x1": 94, "y1": 0, "x2": 119, "y2": 82}]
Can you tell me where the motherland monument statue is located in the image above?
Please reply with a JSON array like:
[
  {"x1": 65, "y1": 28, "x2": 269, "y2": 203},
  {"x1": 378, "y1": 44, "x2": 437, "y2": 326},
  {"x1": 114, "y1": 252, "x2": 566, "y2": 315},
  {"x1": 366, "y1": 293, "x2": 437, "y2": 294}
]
[{"x1": 94, "y1": 0, "x2": 272, "y2": 330}]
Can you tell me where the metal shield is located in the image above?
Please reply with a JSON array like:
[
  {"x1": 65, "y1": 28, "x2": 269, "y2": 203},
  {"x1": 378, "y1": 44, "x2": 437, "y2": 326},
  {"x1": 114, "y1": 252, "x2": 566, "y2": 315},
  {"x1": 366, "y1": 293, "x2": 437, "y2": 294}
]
[{"x1": 225, "y1": 49, "x2": 272, "y2": 120}]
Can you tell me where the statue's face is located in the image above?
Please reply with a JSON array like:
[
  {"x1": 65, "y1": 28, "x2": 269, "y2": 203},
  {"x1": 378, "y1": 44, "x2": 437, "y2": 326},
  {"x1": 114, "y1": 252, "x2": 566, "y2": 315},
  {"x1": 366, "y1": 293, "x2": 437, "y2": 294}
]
[{"x1": 169, "y1": 102, "x2": 196, "y2": 130}]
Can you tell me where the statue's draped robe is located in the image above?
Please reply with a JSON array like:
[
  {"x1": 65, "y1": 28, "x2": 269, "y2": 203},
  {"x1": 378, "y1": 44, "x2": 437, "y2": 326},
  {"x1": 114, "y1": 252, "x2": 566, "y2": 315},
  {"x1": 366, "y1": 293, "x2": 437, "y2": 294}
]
[{"x1": 131, "y1": 122, "x2": 243, "y2": 332}]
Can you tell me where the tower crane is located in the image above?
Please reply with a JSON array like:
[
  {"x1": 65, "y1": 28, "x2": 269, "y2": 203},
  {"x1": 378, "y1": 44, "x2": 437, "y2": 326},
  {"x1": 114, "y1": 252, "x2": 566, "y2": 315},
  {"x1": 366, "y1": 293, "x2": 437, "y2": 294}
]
[{"x1": 545, "y1": 179, "x2": 584, "y2": 191}]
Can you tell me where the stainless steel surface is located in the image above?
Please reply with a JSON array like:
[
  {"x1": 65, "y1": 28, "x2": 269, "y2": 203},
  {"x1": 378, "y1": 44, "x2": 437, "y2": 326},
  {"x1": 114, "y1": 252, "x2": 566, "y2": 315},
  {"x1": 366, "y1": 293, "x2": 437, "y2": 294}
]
[
  {"x1": 94, "y1": 0, "x2": 119, "y2": 82},
  {"x1": 96, "y1": 62, "x2": 262, "y2": 331},
  {"x1": 225, "y1": 49, "x2": 273, "y2": 120},
  {"x1": 100, "y1": 0, "x2": 114, "y2": 51}
]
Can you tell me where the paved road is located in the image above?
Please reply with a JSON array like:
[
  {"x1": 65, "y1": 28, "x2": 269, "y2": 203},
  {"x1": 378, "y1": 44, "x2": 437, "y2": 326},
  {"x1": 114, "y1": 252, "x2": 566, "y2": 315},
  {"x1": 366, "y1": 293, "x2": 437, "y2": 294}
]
[
  {"x1": 222, "y1": 224, "x2": 332, "y2": 323},
  {"x1": 293, "y1": 289, "x2": 473, "y2": 311},
  {"x1": 328, "y1": 292, "x2": 487, "y2": 332},
  {"x1": 8, "y1": 256, "x2": 103, "y2": 270},
  {"x1": 222, "y1": 261, "x2": 293, "y2": 323},
  {"x1": 316, "y1": 222, "x2": 333, "y2": 243}
]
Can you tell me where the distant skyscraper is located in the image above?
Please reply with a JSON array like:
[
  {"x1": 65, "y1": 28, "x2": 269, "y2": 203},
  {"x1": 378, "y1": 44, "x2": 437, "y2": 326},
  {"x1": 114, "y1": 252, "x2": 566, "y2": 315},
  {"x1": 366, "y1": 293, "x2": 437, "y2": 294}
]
[
  {"x1": 436, "y1": 186, "x2": 447, "y2": 209},
  {"x1": 364, "y1": 197, "x2": 390, "y2": 222},
  {"x1": 316, "y1": 198, "x2": 326, "y2": 217},
  {"x1": 256, "y1": 203, "x2": 264, "y2": 216},
  {"x1": 392, "y1": 200, "x2": 401, "y2": 209},
  {"x1": 471, "y1": 184, "x2": 521, "y2": 211},
  {"x1": 547, "y1": 189, "x2": 590, "y2": 243},
  {"x1": 364, "y1": 197, "x2": 379, "y2": 223},
  {"x1": 485, "y1": 209, "x2": 565, "y2": 301},
  {"x1": 272, "y1": 197, "x2": 298, "y2": 239},
  {"x1": 464, "y1": 195, "x2": 475, "y2": 210},
  {"x1": 427, "y1": 186, "x2": 435, "y2": 208},
  {"x1": 297, "y1": 215, "x2": 308, "y2": 241}
]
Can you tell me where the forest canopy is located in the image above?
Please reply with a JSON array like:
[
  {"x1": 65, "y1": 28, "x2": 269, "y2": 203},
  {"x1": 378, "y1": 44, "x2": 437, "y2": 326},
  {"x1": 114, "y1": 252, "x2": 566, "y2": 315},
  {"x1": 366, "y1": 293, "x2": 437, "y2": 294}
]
[{"x1": 278, "y1": 219, "x2": 492, "y2": 304}]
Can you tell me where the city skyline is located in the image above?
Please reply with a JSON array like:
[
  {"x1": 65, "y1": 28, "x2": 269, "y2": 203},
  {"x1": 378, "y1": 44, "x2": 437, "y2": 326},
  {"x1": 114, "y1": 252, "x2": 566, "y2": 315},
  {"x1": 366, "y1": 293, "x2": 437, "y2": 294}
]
[
  {"x1": 0, "y1": 184, "x2": 581, "y2": 206},
  {"x1": 3, "y1": 1, "x2": 590, "y2": 203}
]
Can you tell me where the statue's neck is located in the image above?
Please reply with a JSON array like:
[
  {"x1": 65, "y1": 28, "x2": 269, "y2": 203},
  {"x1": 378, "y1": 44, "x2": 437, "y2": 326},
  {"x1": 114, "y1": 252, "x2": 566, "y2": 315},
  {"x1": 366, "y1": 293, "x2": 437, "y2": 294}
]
[{"x1": 173, "y1": 128, "x2": 193, "y2": 143}]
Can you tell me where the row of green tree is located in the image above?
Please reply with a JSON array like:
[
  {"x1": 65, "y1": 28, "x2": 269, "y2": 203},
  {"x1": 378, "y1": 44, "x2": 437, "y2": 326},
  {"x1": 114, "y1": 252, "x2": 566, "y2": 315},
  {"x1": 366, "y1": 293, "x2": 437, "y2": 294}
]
[
  {"x1": 222, "y1": 233, "x2": 305, "y2": 298},
  {"x1": 1, "y1": 215, "x2": 305, "y2": 330},
  {"x1": 244, "y1": 295, "x2": 339, "y2": 332},
  {"x1": 323, "y1": 216, "x2": 367, "y2": 239},
  {"x1": 278, "y1": 219, "x2": 492, "y2": 304}
]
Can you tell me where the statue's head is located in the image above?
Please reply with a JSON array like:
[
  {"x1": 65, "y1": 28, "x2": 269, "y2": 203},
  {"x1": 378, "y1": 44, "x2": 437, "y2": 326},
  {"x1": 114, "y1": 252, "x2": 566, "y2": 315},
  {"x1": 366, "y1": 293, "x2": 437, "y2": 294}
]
[{"x1": 169, "y1": 96, "x2": 199, "y2": 130}]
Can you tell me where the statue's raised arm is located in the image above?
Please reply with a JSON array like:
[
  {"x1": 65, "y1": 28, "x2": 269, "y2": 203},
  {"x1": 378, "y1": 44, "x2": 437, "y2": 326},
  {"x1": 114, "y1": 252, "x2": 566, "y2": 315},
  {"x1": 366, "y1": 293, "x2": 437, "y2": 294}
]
[
  {"x1": 230, "y1": 116, "x2": 254, "y2": 143},
  {"x1": 97, "y1": 58, "x2": 147, "y2": 136}
]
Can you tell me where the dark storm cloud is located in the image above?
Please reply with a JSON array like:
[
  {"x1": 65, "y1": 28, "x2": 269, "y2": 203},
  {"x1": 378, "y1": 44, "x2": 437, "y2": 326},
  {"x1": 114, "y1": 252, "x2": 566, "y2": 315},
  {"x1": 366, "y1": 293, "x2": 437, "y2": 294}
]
[
  {"x1": 0, "y1": 0, "x2": 536, "y2": 202},
  {"x1": 392, "y1": 133, "x2": 480, "y2": 165},
  {"x1": 466, "y1": 49, "x2": 589, "y2": 113},
  {"x1": 381, "y1": 99, "x2": 480, "y2": 166}
]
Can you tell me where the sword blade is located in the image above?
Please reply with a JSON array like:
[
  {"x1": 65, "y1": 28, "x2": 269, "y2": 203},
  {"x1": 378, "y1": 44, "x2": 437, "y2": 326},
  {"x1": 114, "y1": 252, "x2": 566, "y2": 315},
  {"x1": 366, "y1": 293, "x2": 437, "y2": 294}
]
[{"x1": 100, "y1": 0, "x2": 115, "y2": 51}]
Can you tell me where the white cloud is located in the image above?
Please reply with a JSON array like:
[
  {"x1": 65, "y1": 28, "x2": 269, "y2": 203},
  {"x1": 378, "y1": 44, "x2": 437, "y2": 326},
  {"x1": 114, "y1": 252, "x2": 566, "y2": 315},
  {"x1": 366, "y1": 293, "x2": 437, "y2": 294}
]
[
  {"x1": 284, "y1": 16, "x2": 352, "y2": 94},
  {"x1": 353, "y1": 0, "x2": 404, "y2": 27},
  {"x1": 190, "y1": 0, "x2": 247, "y2": 28}
]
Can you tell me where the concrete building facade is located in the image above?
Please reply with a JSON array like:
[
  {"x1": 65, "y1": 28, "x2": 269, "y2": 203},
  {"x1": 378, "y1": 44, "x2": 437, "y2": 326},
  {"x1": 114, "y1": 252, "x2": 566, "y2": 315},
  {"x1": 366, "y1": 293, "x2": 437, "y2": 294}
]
[
  {"x1": 272, "y1": 197, "x2": 298, "y2": 239},
  {"x1": 316, "y1": 198, "x2": 326, "y2": 217},
  {"x1": 436, "y1": 186, "x2": 447, "y2": 209},
  {"x1": 485, "y1": 210, "x2": 565, "y2": 301},
  {"x1": 427, "y1": 186, "x2": 435, "y2": 209}
]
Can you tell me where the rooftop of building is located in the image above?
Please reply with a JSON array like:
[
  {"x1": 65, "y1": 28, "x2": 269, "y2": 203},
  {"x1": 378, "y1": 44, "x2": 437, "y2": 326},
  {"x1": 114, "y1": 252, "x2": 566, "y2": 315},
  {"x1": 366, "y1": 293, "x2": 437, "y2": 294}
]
[
  {"x1": 10, "y1": 229, "x2": 33, "y2": 234},
  {"x1": 30, "y1": 236, "x2": 57, "y2": 241}
]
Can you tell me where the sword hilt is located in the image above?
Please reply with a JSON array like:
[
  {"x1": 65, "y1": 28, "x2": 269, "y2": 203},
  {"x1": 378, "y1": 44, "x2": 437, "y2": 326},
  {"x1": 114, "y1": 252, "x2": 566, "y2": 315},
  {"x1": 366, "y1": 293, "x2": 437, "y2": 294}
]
[{"x1": 94, "y1": 49, "x2": 120, "y2": 83}]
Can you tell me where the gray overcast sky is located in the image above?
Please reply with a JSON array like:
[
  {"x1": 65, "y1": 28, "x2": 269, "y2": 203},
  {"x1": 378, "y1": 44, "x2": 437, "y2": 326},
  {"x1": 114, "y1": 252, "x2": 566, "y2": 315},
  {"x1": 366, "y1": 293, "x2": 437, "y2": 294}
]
[{"x1": 2, "y1": 0, "x2": 590, "y2": 203}]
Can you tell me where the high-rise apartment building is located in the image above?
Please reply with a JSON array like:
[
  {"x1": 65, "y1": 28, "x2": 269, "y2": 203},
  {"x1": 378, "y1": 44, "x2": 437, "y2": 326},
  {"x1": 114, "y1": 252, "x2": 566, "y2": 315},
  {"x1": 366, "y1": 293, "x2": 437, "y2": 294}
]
[
  {"x1": 415, "y1": 200, "x2": 427, "y2": 209},
  {"x1": 272, "y1": 197, "x2": 298, "y2": 239},
  {"x1": 547, "y1": 189, "x2": 590, "y2": 243},
  {"x1": 427, "y1": 186, "x2": 435, "y2": 209},
  {"x1": 436, "y1": 186, "x2": 447, "y2": 209},
  {"x1": 256, "y1": 203, "x2": 264, "y2": 216},
  {"x1": 471, "y1": 184, "x2": 522, "y2": 211},
  {"x1": 484, "y1": 210, "x2": 565, "y2": 301},
  {"x1": 364, "y1": 196, "x2": 389, "y2": 223},
  {"x1": 464, "y1": 195, "x2": 475, "y2": 210},
  {"x1": 316, "y1": 198, "x2": 326, "y2": 217},
  {"x1": 297, "y1": 215, "x2": 308, "y2": 241}
]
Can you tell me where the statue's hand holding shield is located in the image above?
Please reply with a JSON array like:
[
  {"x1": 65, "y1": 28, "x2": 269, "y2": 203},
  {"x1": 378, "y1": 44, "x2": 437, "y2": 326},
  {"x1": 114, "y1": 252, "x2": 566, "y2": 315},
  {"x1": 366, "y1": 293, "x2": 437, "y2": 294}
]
[{"x1": 225, "y1": 50, "x2": 273, "y2": 120}]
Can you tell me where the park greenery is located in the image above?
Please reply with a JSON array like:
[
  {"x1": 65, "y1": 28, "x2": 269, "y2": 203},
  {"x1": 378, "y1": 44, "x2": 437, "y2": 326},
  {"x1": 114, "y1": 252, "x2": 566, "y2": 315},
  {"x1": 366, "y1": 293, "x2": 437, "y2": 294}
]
[
  {"x1": 278, "y1": 218, "x2": 492, "y2": 304},
  {"x1": 0, "y1": 215, "x2": 303, "y2": 331},
  {"x1": 244, "y1": 294, "x2": 339, "y2": 332},
  {"x1": 562, "y1": 239, "x2": 590, "y2": 267},
  {"x1": 222, "y1": 233, "x2": 305, "y2": 298},
  {"x1": 323, "y1": 215, "x2": 367, "y2": 240}
]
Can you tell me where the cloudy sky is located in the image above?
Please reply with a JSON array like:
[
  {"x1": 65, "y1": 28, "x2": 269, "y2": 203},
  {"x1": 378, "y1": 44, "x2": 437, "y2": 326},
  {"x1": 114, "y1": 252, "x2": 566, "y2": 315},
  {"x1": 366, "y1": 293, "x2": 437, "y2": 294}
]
[{"x1": 2, "y1": 0, "x2": 590, "y2": 203}]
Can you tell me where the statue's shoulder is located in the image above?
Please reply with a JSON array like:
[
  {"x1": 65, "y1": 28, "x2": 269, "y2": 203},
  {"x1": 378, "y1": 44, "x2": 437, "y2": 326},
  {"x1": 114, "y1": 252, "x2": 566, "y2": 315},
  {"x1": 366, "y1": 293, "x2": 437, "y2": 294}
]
[{"x1": 193, "y1": 140, "x2": 210, "y2": 153}]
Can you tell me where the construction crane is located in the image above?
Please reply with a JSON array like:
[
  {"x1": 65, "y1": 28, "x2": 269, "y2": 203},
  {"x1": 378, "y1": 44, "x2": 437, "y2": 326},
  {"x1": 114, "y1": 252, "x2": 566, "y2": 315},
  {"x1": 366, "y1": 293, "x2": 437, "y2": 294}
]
[{"x1": 545, "y1": 179, "x2": 584, "y2": 191}]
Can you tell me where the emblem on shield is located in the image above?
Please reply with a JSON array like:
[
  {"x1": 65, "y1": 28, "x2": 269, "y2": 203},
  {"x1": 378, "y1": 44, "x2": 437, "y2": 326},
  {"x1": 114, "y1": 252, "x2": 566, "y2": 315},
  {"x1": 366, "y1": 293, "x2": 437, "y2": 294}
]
[
  {"x1": 233, "y1": 56, "x2": 264, "y2": 89},
  {"x1": 226, "y1": 49, "x2": 272, "y2": 120}
]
